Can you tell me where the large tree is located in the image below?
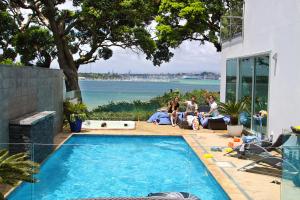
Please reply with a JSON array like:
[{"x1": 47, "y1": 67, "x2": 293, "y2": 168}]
[
  {"x1": 1, "y1": 0, "x2": 242, "y2": 97},
  {"x1": 3, "y1": 0, "x2": 173, "y2": 96}
]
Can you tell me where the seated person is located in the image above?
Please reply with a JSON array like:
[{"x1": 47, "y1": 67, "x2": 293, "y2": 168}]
[
  {"x1": 168, "y1": 97, "x2": 180, "y2": 127},
  {"x1": 200, "y1": 95, "x2": 220, "y2": 127},
  {"x1": 202, "y1": 95, "x2": 219, "y2": 117},
  {"x1": 184, "y1": 95, "x2": 198, "y2": 118}
]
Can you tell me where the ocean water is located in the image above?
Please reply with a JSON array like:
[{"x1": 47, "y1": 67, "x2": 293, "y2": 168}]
[
  {"x1": 80, "y1": 79, "x2": 220, "y2": 109},
  {"x1": 8, "y1": 135, "x2": 229, "y2": 200}
]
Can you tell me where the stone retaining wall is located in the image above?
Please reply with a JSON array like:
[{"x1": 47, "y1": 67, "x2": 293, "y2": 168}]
[{"x1": 0, "y1": 65, "x2": 64, "y2": 143}]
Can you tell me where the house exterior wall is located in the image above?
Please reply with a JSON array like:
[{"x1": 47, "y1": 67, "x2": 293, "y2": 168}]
[
  {"x1": 221, "y1": 0, "x2": 300, "y2": 137},
  {"x1": 0, "y1": 65, "x2": 64, "y2": 143}
]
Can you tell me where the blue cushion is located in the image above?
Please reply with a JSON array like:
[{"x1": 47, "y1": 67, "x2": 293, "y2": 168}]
[
  {"x1": 157, "y1": 112, "x2": 169, "y2": 118},
  {"x1": 200, "y1": 117, "x2": 209, "y2": 128},
  {"x1": 147, "y1": 112, "x2": 161, "y2": 123},
  {"x1": 158, "y1": 117, "x2": 171, "y2": 125},
  {"x1": 240, "y1": 112, "x2": 250, "y2": 126},
  {"x1": 223, "y1": 116, "x2": 231, "y2": 124}
]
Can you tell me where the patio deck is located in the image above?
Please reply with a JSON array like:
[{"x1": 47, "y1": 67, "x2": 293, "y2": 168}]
[{"x1": 55, "y1": 121, "x2": 286, "y2": 200}]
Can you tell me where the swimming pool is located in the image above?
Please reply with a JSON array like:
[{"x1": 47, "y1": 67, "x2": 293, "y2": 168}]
[{"x1": 8, "y1": 135, "x2": 229, "y2": 200}]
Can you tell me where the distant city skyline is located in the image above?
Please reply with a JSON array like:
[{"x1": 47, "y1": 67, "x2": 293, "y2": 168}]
[{"x1": 74, "y1": 41, "x2": 221, "y2": 74}]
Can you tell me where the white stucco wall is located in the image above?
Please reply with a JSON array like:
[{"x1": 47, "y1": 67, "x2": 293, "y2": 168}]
[{"x1": 220, "y1": 0, "x2": 300, "y2": 138}]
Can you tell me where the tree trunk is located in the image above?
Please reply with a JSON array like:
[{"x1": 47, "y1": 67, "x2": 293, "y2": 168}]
[{"x1": 44, "y1": 0, "x2": 82, "y2": 101}]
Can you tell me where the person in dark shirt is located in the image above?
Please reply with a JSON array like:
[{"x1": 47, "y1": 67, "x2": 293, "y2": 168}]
[{"x1": 168, "y1": 96, "x2": 180, "y2": 127}]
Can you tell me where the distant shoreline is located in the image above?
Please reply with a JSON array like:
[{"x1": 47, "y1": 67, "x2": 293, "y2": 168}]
[{"x1": 79, "y1": 78, "x2": 220, "y2": 84}]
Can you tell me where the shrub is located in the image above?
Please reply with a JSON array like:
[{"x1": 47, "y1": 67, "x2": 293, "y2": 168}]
[
  {"x1": 64, "y1": 101, "x2": 88, "y2": 122},
  {"x1": 88, "y1": 90, "x2": 220, "y2": 121}
]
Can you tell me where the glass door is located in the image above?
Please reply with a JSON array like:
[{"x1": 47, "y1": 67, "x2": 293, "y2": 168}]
[
  {"x1": 252, "y1": 56, "x2": 269, "y2": 136},
  {"x1": 238, "y1": 57, "x2": 254, "y2": 129}
]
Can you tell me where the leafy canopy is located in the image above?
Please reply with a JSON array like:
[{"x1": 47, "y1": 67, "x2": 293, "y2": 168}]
[{"x1": 156, "y1": 0, "x2": 244, "y2": 51}]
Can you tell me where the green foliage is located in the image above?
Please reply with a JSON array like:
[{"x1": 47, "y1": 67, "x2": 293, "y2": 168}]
[
  {"x1": 89, "y1": 89, "x2": 220, "y2": 121},
  {"x1": 0, "y1": 10, "x2": 18, "y2": 62},
  {"x1": 69, "y1": 0, "x2": 171, "y2": 67},
  {"x1": 13, "y1": 26, "x2": 55, "y2": 68},
  {"x1": 92, "y1": 100, "x2": 160, "y2": 113},
  {"x1": 156, "y1": 0, "x2": 244, "y2": 51},
  {"x1": 0, "y1": 149, "x2": 39, "y2": 199},
  {"x1": 218, "y1": 100, "x2": 247, "y2": 125},
  {"x1": 64, "y1": 101, "x2": 88, "y2": 122},
  {"x1": 89, "y1": 111, "x2": 154, "y2": 121},
  {"x1": 0, "y1": 58, "x2": 14, "y2": 65},
  {"x1": 0, "y1": 58, "x2": 23, "y2": 67}
]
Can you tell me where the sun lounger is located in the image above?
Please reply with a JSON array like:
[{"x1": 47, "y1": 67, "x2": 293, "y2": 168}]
[
  {"x1": 225, "y1": 133, "x2": 291, "y2": 157},
  {"x1": 235, "y1": 134, "x2": 299, "y2": 176},
  {"x1": 238, "y1": 153, "x2": 299, "y2": 176}
]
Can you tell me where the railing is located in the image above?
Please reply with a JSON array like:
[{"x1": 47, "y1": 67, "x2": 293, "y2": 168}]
[{"x1": 220, "y1": 15, "x2": 243, "y2": 43}]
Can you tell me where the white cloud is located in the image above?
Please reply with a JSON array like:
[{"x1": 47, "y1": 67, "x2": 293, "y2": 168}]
[{"x1": 77, "y1": 41, "x2": 221, "y2": 74}]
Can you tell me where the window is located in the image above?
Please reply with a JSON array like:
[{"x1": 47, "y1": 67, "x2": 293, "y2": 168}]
[
  {"x1": 225, "y1": 55, "x2": 269, "y2": 135},
  {"x1": 226, "y1": 59, "x2": 238, "y2": 102}
]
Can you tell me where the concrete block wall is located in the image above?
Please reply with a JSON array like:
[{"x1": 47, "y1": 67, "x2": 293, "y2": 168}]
[{"x1": 0, "y1": 65, "x2": 64, "y2": 143}]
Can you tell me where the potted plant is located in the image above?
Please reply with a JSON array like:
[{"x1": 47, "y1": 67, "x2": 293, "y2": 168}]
[
  {"x1": 218, "y1": 100, "x2": 247, "y2": 137},
  {"x1": 64, "y1": 101, "x2": 88, "y2": 132}
]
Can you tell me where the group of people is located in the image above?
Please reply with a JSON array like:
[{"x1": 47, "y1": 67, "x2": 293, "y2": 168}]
[{"x1": 166, "y1": 95, "x2": 219, "y2": 129}]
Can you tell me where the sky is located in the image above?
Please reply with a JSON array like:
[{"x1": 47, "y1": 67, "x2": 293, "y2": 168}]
[{"x1": 76, "y1": 41, "x2": 221, "y2": 74}]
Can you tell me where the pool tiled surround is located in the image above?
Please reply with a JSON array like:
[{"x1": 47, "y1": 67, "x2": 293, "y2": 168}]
[
  {"x1": 54, "y1": 121, "x2": 283, "y2": 200},
  {"x1": 183, "y1": 135, "x2": 247, "y2": 200}
]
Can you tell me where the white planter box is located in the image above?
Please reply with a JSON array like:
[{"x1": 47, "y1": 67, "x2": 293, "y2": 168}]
[{"x1": 227, "y1": 125, "x2": 243, "y2": 137}]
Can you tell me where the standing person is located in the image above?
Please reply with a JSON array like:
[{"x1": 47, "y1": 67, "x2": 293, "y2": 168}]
[
  {"x1": 184, "y1": 95, "x2": 198, "y2": 118},
  {"x1": 168, "y1": 96, "x2": 180, "y2": 127}
]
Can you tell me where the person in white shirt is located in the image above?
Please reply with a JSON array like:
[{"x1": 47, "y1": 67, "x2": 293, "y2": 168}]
[
  {"x1": 184, "y1": 96, "x2": 198, "y2": 118},
  {"x1": 200, "y1": 95, "x2": 220, "y2": 128},
  {"x1": 203, "y1": 95, "x2": 219, "y2": 117}
]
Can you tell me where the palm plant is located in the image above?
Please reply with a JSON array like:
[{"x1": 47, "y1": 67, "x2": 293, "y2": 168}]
[
  {"x1": 63, "y1": 101, "x2": 88, "y2": 122},
  {"x1": 218, "y1": 100, "x2": 247, "y2": 125},
  {"x1": 0, "y1": 149, "x2": 39, "y2": 200}
]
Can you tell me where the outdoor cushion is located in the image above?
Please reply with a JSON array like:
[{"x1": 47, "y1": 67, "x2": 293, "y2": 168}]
[
  {"x1": 147, "y1": 112, "x2": 160, "y2": 123},
  {"x1": 147, "y1": 112, "x2": 169, "y2": 123},
  {"x1": 240, "y1": 112, "x2": 250, "y2": 126},
  {"x1": 158, "y1": 117, "x2": 171, "y2": 125},
  {"x1": 158, "y1": 112, "x2": 169, "y2": 118}
]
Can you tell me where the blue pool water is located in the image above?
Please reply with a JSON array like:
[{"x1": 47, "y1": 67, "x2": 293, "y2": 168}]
[{"x1": 8, "y1": 135, "x2": 229, "y2": 200}]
